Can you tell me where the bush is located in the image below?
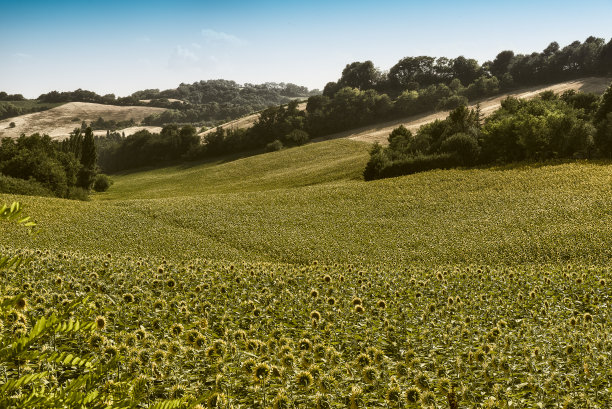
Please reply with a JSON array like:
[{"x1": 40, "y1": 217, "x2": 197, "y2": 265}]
[
  {"x1": 266, "y1": 139, "x2": 284, "y2": 152},
  {"x1": 9, "y1": 121, "x2": 15, "y2": 128},
  {"x1": 67, "y1": 186, "x2": 90, "y2": 201},
  {"x1": 284, "y1": 129, "x2": 309, "y2": 146},
  {"x1": 378, "y1": 153, "x2": 459, "y2": 179},
  {"x1": 0, "y1": 174, "x2": 53, "y2": 197},
  {"x1": 93, "y1": 174, "x2": 113, "y2": 192},
  {"x1": 439, "y1": 133, "x2": 481, "y2": 165},
  {"x1": 363, "y1": 143, "x2": 390, "y2": 180},
  {"x1": 436, "y1": 95, "x2": 469, "y2": 111}
]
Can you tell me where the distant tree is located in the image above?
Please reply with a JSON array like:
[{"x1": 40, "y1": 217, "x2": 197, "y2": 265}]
[
  {"x1": 338, "y1": 61, "x2": 381, "y2": 91},
  {"x1": 543, "y1": 42, "x2": 560, "y2": 57},
  {"x1": 387, "y1": 125, "x2": 412, "y2": 158},
  {"x1": 452, "y1": 56, "x2": 482, "y2": 86},
  {"x1": 77, "y1": 127, "x2": 97, "y2": 189},
  {"x1": 489, "y1": 50, "x2": 515, "y2": 78},
  {"x1": 594, "y1": 81, "x2": 612, "y2": 155},
  {"x1": 81, "y1": 127, "x2": 97, "y2": 170}
]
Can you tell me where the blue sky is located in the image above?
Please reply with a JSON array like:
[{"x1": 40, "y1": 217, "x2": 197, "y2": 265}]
[{"x1": 1, "y1": 0, "x2": 611, "y2": 98}]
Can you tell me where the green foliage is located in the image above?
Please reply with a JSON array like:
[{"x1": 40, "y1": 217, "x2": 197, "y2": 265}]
[
  {"x1": 96, "y1": 124, "x2": 200, "y2": 172},
  {"x1": 92, "y1": 174, "x2": 113, "y2": 192},
  {"x1": 284, "y1": 129, "x2": 309, "y2": 146},
  {"x1": 0, "y1": 133, "x2": 94, "y2": 199},
  {"x1": 366, "y1": 91, "x2": 605, "y2": 180},
  {"x1": 439, "y1": 133, "x2": 480, "y2": 165},
  {"x1": 0, "y1": 100, "x2": 64, "y2": 120},
  {"x1": 481, "y1": 96, "x2": 596, "y2": 161},
  {"x1": 0, "y1": 174, "x2": 54, "y2": 197},
  {"x1": 266, "y1": 139, "x2": 284, "y2": 152},
  {"x1": 594, "y1": 81, "x2": 612, "y2": 155},
  {"x1": 365, "y1": 105, "x2": 481, "y2": 178}
]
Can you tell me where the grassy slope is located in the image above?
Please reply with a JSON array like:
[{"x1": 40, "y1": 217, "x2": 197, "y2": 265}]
[
  {"x1": 1, "y1": 139, "x2": 611, "y2": 266},
  {"x1": 103, "y1": 139, "x2": 369, "y2": 199}
]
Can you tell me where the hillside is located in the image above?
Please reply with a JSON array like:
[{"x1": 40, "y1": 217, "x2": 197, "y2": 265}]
[
  {"x1": 198, "y1": 102, "x2": 307, "y2": 138},
  {"x1": 335, "y1": 77, "x2": 612, "y2": 144},
  {"x1": 0, "y1": 102, "x2": 166, "y2": 140},
  {"x1": 195, "y1": 77, "x2": 610, "y2": 147},
  {"x1": 1, "y1": 138, "x2": 610, "y2": 266}
]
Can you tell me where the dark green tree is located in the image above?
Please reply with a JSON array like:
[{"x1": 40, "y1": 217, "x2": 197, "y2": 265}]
[
  {"x1": 76, "y1": 127, "x2": 97, "y2": 189},
  {"x1": 338, "y1": 61, "x2": 381, "y2": 91},
  {"x1": 594, "y1": 81, "x2": 612, "y2": 155}
]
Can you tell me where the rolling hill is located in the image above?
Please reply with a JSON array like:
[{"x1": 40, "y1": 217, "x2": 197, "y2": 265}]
[
  {"x1": 0, "y1": 102, "x2": 166, "y2": 140},
  {"x1": 1, "y1": 138, "x2": 610, "y2": 266},
  {"x1": 199, "y1": 77, "x2": 611, "y2": 145}
]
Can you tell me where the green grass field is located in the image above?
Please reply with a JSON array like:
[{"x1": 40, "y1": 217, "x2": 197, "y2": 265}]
[{"x1": 1, "y1": 138, "x2": 610, "y2": 266}]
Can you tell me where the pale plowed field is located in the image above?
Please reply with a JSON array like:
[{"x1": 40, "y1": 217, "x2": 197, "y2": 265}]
[{"x1": 0, "y1": 102, "x2": 166, "y2": 140}]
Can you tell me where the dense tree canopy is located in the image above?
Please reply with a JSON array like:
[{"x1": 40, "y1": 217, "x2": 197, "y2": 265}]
[
  {"x1": 364, "y1": 83, "x2": 611, "y2": 180},
  {"x1": 0, "y1": 128, "x2": 102, "y2": 198}
]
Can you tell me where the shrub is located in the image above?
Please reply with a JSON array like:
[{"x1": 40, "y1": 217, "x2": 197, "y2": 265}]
[
  {"x1": 266, "y1": 139, "x2": 284, "y2": 152},
  {"x1": 67, "y1": 186, "x2": 90, "y2": 201},
  {"x1": 436, "y1": 95, "x2": 469, "y2": 111},
  {"x1": 440, "y1": 133, "x2": 481, "y2": 165},
  {"x1": 378, "y1": 153, "x2": 459, "y2": 178},
  {"x1": 284, "y1": 129, "x2": 309, "y2": 146},
  {"x1": 0, "y1": 174, "x2": 53, "y2": 197},
  {"x1": 363, "y1": 143, "x2": 390, "y2": 180},
  {"x1": 9, "y1": 121, "x2": 15, "y2": 128},
  {"x1": 93, "y1": 174, "x2": 113, "y2": 192}
]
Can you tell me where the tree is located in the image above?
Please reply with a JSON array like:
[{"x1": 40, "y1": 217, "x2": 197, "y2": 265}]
[
  {"x1": 439, "y1": 133, "x2": 480, "y2": 165},
  {"x1": 594, "y1": 81, "x2": 612, "y2": 155},
  {"x1": 489, "y1": 50, "x2": 514, "y2": 78},
  {"x1": 452, "y1": 56, "x2": 482, "y2": 86},
  {"x1": 338, "y1": 61, "x2": 381, "y2": 91},
  {"x1": 76, "y1": 127, "x2": 97, "y2": 189},
  {"x1": 80, "y1": 127, "x2": 97, "y2": 170},
  {"x1": 387, "y1": 125, "x2": 412, "y2": 158}
]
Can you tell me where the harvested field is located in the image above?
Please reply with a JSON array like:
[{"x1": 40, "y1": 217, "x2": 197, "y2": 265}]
[
  {"x1": 92, "y1": 126, "x2": 163, "y2": 137},
  {"x1": 0, "y1": 102, "x2": 166, "y2": 140}
]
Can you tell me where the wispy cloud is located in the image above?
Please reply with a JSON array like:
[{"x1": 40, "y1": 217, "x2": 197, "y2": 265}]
[
  {"x1": 168, "y1": 45, "x2": 201, "y2": 70},
  {"x1": 176, "y1": 45, "x2": 199, "y2": 62},
  {"x1": 201, "y1": 29, "x2": 245, "y2": 46}
]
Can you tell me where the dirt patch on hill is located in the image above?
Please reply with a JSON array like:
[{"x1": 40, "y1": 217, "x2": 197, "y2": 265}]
[
  {"x1": 0, "y1": 102, "x2": 166, "y2": 140},
  {"x1": 198, "y1": 102, "x2": 307, "y2": 137}
]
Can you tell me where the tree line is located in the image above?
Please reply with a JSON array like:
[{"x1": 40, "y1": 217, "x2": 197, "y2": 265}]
[
  {"x1": 34, "y1": 80, "x2": 316, "y2": 127},
  {"x1": 364, "y1": 82, "x2": 612, "y2": 180},
  {"x1": 95, "y1": 125, "x2": 200, "y2": 173},
  {"x1": 324, "y1": 36, "x2": 612, "y2": 97},
  {"x1": 0, "y1": 128, "x2": 109, "y2": 199},
  {"x1": 197, "y1": 37, "x2": 612, "y2": 156}
]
